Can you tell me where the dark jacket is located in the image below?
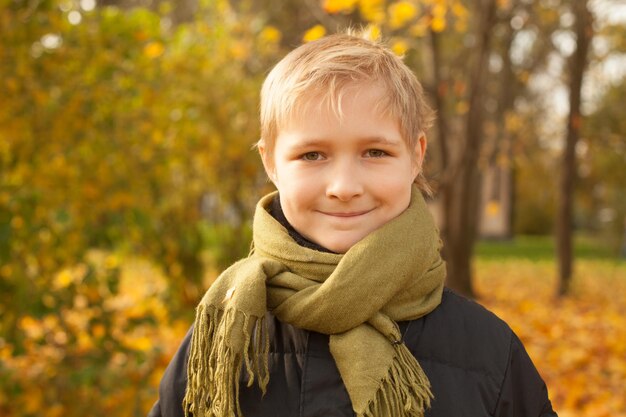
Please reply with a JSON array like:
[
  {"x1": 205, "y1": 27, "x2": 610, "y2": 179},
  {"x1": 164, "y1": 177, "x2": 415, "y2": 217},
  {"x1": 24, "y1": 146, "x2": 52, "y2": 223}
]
[{"x1": 148, "y1": 287, "x2": 557, "y2": 417}]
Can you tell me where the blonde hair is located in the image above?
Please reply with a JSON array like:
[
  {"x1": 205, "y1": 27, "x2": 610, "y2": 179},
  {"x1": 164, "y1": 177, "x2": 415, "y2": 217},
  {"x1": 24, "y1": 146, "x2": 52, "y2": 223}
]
[{"x1": 259, "y1": 31, "x2": 435, "y2": 192}]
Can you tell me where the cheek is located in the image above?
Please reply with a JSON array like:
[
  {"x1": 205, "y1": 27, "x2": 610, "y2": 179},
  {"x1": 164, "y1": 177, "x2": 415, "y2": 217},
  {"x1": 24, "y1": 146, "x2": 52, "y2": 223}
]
[
  {"x1": 275, "y1": 172, "x2": 315, "y2": 207},
  {"x1": 374, "y1": 170, "x2": 414, "y2": 208},
  {"x1": 275, "y1": 161, "x2": 318, "y2": 187},
  {"x1": 374, "y1": 163, "x2": 416, "y2": 189}
]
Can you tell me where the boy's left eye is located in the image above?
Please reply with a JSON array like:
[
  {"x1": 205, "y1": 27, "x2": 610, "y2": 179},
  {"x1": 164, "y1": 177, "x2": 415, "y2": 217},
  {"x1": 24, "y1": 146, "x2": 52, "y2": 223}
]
[
  {"x1": 301, "y1": 152, "x2": 323, "y2": 161},
  {"x1": 365, "y1": 149, "x2": 388, "y2": 158}
]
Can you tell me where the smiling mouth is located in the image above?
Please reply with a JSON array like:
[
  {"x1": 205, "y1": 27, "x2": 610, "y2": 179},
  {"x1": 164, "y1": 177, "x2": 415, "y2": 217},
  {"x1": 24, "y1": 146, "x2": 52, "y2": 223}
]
[{"x1": 320, "y1": 209, "x2": 373, "y2": 217}]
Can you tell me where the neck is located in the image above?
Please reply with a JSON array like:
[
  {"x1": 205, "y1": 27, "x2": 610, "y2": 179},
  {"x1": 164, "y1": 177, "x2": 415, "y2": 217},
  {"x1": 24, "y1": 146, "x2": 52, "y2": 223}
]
[{"x1": 268, "y1": 195, "x2": 336, "y2": 254}]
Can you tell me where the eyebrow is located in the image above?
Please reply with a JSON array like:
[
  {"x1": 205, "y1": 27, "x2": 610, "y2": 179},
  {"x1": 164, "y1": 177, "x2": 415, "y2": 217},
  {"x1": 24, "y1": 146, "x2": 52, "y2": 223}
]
[
  {"x1": 361, "y1": 136, "x2": 402, "y2": 146},
  {"x1": 294, "y1": 136, "x2": 402, "y2": 148}
]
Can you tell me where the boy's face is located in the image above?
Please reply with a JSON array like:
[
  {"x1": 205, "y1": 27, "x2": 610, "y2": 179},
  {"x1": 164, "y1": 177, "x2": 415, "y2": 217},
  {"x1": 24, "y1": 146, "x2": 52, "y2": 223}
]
[{"x1": 260, "y1": 84, "x2": 425, "y2": 254}]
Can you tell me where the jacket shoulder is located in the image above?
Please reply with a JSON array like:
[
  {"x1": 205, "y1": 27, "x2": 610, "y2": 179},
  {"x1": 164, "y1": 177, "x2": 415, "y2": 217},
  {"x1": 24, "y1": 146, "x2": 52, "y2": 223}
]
[
  {"x1": 403, "y1": 288, "x2": 514, "y2": 416},
  {"x1": 412, "y1": 287, "x2": 513, "y2": 366}
]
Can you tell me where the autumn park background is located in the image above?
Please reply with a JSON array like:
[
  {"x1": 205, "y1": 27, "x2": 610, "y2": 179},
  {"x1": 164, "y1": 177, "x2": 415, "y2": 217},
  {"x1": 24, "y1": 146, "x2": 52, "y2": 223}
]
[{"x1": 1, "y1": 0, "x2": 625, "y2": 415}]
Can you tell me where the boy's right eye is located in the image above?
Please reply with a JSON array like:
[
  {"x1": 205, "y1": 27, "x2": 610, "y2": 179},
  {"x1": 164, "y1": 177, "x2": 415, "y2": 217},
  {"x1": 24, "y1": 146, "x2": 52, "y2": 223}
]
[{"x1": 301, "y1": 152, "x2": 323, "y2": 161}]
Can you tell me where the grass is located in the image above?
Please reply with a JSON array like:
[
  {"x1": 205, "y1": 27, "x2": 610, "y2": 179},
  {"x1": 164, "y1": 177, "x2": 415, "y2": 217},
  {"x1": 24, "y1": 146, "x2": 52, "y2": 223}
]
[{"x1": 475, "y1": 234, "x2": 621, "y2": 261}]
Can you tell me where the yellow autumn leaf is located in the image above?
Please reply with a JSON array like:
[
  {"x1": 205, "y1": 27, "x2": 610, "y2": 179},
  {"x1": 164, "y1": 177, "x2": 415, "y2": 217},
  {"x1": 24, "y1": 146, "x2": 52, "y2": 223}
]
[
  {"x1": 76, "y1": 331, "x2": 94, "y2": 352},
  {"x1": 20, "y1": 316, "x2": 44, "y2": 339},
  {"x1": 391, "y1": 39, "x2": 409, "y2": 56},
  {"x1": 389, "y1": 1, "x2": 418, "y2": 29},
  {"x1": 303, "y1": 25, "x2": 326, "y2": 43},
  {"x1": 124, "y1": 335, "x2": 152, "y2": 352},
  {"x1": 105, "y1": 254, "x2": 119, "y2": 269},
  {"x1": 432, "y1": 3, "x2": 446, "y2": 17},
  {"x1": 143, "y1": 41, "x2": 164, "y2": 59},
  {"x1": 359, "y1": 0, "x2": 386, "y2": 23},
  {"x1": 92, "y1": 323, "x2": 106, "y2": 339},
  {"x1": 431, "y1": 15, "x2": 447, "y2": 32},
  {"x1": 451, "y1": 2, "x2": 468, "y2": 17},
  {"x1": 323, "y1": 0, "x2": 357, "y2": 14},
  {"x1": 54, "y1": 269, "x2": 73, "y2": 288},
  {"x1": 259, "y1": 25, "x2": 282, "y2": 44}
]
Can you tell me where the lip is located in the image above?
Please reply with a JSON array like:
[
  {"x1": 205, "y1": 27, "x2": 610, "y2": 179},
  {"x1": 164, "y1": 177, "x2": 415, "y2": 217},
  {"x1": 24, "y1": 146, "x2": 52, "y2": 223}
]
[{"x1": 318, "y1": 209, "x2": 373, "y2": 217}]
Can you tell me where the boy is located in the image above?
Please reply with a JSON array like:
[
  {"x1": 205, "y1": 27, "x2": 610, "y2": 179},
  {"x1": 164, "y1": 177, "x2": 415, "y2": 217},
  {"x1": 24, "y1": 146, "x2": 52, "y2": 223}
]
[{"x1": 149, "y1": 33, "x2": 557, "y2": 417}]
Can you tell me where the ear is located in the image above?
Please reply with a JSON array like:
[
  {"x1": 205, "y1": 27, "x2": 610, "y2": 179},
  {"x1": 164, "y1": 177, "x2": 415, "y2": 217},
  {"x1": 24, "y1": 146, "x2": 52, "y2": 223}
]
[
  {"x1": 412, "y1": 133, "x2": 427, "y2": 177},
  {"x1": 257, "y1": 140, "x2": 277, "y2": 184}
]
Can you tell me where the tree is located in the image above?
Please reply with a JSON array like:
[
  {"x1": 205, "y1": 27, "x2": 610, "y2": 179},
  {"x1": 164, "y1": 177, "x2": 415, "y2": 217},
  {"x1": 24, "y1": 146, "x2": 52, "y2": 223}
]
[
  {"x1": 0, "y1": 0, "x2": 278, "y2": 340},
  {"x1": 556, "y1": 0, "x2": 593, "y2": 296},
  {"x1": 434, "y1": 0, "x2": 498, "y2": 297}
]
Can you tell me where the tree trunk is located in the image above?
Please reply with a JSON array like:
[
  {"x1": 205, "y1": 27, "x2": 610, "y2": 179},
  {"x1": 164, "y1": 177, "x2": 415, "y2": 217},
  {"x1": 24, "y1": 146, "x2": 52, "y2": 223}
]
[
  {"x1": 429, "y1": 29, "x2": 449, "y2": 174},
  {"x1": 497, "y1": 22, "x2": 517, "y2": 240},
  {"x1": 556, "y1": 0, "x2": 593, "y2": 297},
  {"x1": 441, "y1": 0, "x2": 497, "y2": 298}
]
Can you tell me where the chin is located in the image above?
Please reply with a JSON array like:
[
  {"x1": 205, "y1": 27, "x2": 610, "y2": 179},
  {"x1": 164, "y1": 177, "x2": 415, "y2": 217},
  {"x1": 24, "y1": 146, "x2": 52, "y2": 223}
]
[{"x1": 320, "y1": 236, "x2": 363, "y2": 254}]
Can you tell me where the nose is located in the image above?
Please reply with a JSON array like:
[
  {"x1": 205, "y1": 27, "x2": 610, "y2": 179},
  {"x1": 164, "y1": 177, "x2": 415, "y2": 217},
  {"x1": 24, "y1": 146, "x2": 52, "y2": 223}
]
[{"x1": 326, "y1": 159, "x2": 363, "y2": 201}]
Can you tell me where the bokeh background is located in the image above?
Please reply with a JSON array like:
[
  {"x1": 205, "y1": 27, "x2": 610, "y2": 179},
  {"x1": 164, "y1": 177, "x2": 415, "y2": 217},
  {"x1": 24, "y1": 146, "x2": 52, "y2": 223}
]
[{"x1": 1, "y1": 0, "x2": 625, "y2": 416}]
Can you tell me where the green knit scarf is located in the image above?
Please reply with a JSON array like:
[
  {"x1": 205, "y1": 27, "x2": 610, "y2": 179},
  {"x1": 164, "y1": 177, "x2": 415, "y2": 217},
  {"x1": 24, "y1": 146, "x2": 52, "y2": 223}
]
[{"x1": 183, "y1": 186, "x2": 446, "y2": 417}]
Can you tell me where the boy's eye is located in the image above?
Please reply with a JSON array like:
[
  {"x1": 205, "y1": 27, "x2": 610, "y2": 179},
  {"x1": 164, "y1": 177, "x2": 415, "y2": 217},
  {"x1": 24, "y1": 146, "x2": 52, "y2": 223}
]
[
  {"x1": 365, "y1": 149, "x2": 388, "y2": 158},
  {"x1": 301, "y1": 152, "x2": 323, "y2": 161}
]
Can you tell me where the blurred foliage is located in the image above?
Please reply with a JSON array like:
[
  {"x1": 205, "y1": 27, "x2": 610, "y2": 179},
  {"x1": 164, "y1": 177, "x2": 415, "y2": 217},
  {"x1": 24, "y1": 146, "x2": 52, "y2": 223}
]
[
  {"x1": 0, "y1": 250, "x2": 190, "y2": 416},
  {"x1": 0, "y1": 0, "x2": 277, "y2": 325},
  {"x1": 513, "y1": 75, "x2": 626, "y2": 246},
  {"x1": 513, "y1": 118, "x2": 559, "y2": 235},
  {"x1": 579, "y1": 79, "x2": 626, "y2": 250},
  {"x1": 1, "y1": 0, "x2": 276, "y2": 415}
]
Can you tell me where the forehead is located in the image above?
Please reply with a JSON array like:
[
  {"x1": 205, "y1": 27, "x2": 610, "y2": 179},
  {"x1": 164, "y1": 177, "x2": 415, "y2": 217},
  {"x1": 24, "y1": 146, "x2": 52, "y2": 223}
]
[
  {"x1": 284, "y1": 82, "x2": 394, "y2": 129},
  {"x1": 275, "y1": 85, "x2": 406, "y2": 151}
]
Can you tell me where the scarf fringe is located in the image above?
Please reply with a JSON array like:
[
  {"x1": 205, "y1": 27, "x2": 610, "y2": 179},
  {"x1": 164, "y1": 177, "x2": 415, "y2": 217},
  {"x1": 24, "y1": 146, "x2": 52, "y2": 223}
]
[
  {"x1": 183, "y1": 304, "x2": 269, "y2": 417},
  {"x1": 358, "y1": 343, "x2": 433, "y2": 417}
]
